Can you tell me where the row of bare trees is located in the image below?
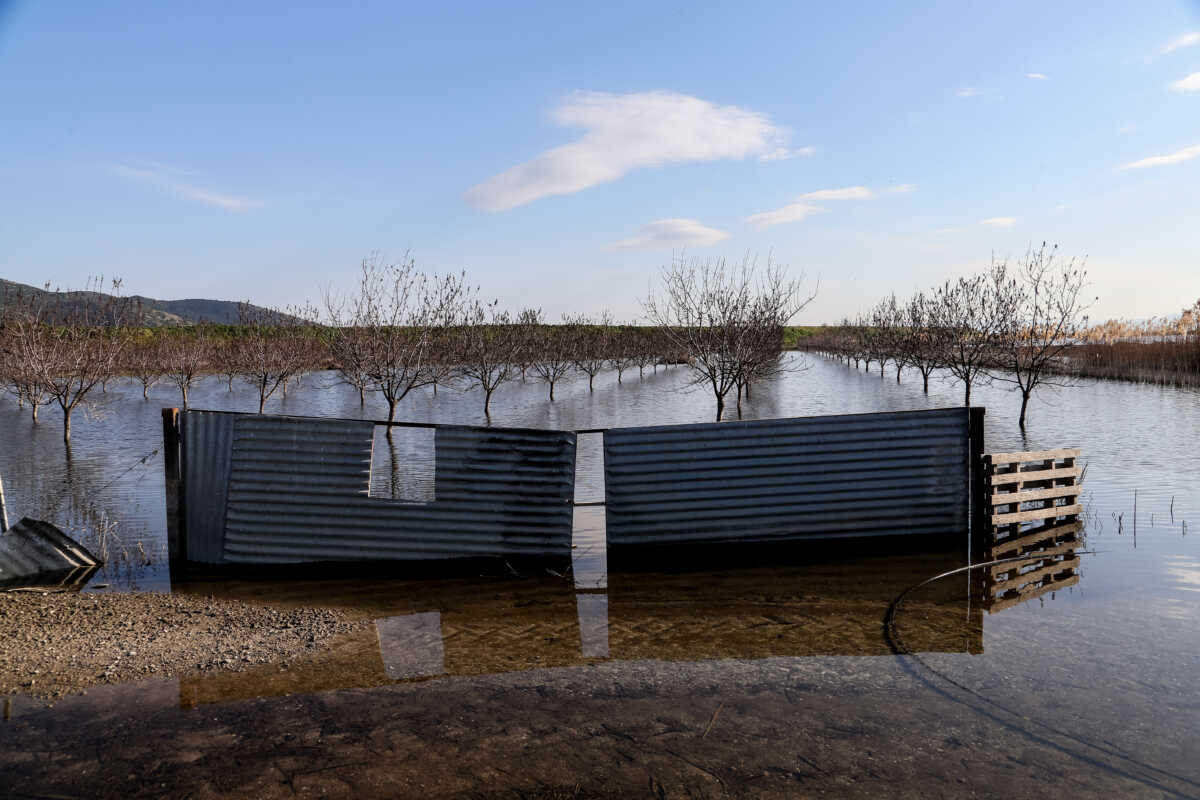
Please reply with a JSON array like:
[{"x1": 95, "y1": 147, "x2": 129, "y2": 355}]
[
  {"x1": 0, "y1": 279, "x2": 141, "y2": 441},
  {"x1": 0, "y1": 263, "x2": 707, "y2": 440},
  {"x1": 807, "y1": 243, "x2": 1091, "y2": 428}
]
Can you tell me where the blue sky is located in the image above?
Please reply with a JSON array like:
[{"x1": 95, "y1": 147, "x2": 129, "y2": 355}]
[{"x1": 2, "y1": 1, "x2": 1199, "y2": 323}]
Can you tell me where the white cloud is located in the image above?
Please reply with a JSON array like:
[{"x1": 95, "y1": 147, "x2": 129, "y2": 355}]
[
  {"x1": 1120, "y1": 143, "x2": 1200, "y2": 169},
  {"x1": 798, "y1": 186, "x2": 875, "y2": 200},
  {"x1": 1026, "y1": 73, "x2": 1049, "y2": 80},
  {"x1": 746, "y1": 183, "x2": 913, "y2": 229},
  {"x1": 464, "y1": 91, "x2": 793, "y2": 211},
  {"x1": 608, "y1": 218, "x2": 730, "y2": 250},
  {"x1": 956, "y1": 87, "x2": 986, "y2": 98},
  {"x1": 746, "y1": 203, "x2": 827, "y2": 229},
  {"x1": 1163, "y1": 32, "x2": 1200, "y2": 53},
  {"x1": 980, "y1": 216, "x2": 1017, "y2": 227},
  {"x1": 108, "y1": 162, "x2": 258, "y2": 212},
  {"x1": 1170, "y1": 72, "x2": 1200, "y2": 92}
]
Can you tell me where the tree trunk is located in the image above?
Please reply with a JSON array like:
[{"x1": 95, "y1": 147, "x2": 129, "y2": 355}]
[
  {"x1": 143, "y1": 384, "x2": 149, "y2": 400},
  {"x1": 31, "y1": 403, "x2": 39, "y2": 422},
  {"x1": 548, "y1": 381, "x2": 555, "y2": 401},
  {"x1": 359, "y1": 386, "x2": 365, "y2": 405},
  {"x1": 63, "y1": 408, "x2": 72, "y2": 443},
  {"x1": 963, "y1": 381, "x2": 971, "y2": 407},
  {"x1": 484, "y1": 386, "x2": 494, "y2": 417},
  {"x1": 715, "y1": 393, "x2": 725, "y2": 422},
  {"x1": 258, "y1": 391, "x2": 267, "y2": 414},
  {"x1": 1019, "y1": 390, "x2": 1031, "y2": 430},
  {"x1": 922, "y1": 372, "x2": 930, "y2": 393},
  {"x1": 181, "y1": 385, "x2": 189, "y2": 411},
  {"x1": 588, "y1": 373, "x2": 594, "y2": 392}
]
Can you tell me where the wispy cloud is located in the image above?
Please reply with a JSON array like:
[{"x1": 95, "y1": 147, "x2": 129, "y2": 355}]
[
  {"x1": 1163, "y1": 32, "x2": 1200, "y2": 53},
  {"x1": 608, "y1": 218, "x2": 730, "y2": 250},
  {"x1": 1120, "y1": 143, "x2": 1200, "y2": 169},
  {"x1": 746, "y1": 184, "x2": 912, "y2": 229},
  {"x1": 798, "y1": 186, "x2": 874, "y2": 200},
  {"x1": 980, "y1": 216, "x2": 1016, "y2": 227},
  {"x1": 956, "y1": 87, "x2": 987, "y2": 98},
  {"x1": 745, "y1": 203, "x2": 827, "y2": 229},
  {"x1": 464, "y1": 91, "x2": 795, "y2": 211},
  {"x1": 108, "y1": 161, "x2": 259, "y2": 212},
  {"x1": 1171, "y1": 72, "x2": 1200, "y2": 92},
  {"x1": 1026, "y1": 73, "x2": 1049, "y2": 80}
]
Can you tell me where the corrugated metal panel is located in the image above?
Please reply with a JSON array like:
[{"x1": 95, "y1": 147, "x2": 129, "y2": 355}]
[
  {"x1": 603, "y1": 408, "x2": 970, "y2": 547},
  {"x1": 219, "y1": 416, "x2": 575, "y2": 563},
  {"x1": 181, "y1": 410, "x2": 235, "y2": 563},
  {"x1": 0, "y1": 518, "x2": 99, "y2": 583}
]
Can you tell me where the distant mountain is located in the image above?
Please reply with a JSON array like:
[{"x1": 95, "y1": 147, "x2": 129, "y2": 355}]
[{"x1": 0, "y1": 279, "x2": 300, "y2": 326}]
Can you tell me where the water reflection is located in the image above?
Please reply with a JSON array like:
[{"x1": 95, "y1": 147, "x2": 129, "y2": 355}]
[
  {"x1": 985, "y1": 520, "x2": 1083, "y2": 613},
  {"x1": 172, "y1": 548, "x2": 982, "y2": 707}
]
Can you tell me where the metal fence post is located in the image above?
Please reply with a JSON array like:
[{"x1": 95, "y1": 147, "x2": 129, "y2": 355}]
[
  {"x1": 162, "y1": 408, "x2": 185, "y2": 565},
  {"x1": 0, "y1": 471, "x2": 9, "y2": 533},
  {"x1": 968, "y1": 407, "x2": 987, "y2": 552}
]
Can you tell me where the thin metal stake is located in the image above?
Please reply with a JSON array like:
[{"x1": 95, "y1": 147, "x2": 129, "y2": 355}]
[{"x1": 0, "y1": 472, "x2": 9, "y2": 533}]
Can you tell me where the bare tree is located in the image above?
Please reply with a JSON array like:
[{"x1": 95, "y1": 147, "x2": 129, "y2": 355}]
[
  {"x1": 530, "y1": 323, "x2": 574, "y2": 401},
  {"x1": 237, "y1": 302, "x2": 318, "y2": 414},
  {"x1": 990, "y1": 243, "x2": 1091, "y2": 429},
  {"x1": 127, "y1": 334, "x2": 166, "y2": 400},
  {"x1": 567, "y1": 313, "x2": 610, "y2": 392},
  {"x1": 324, "y1": 255, "x2": 467, "y2": 425},
  {"x1": 644, "y1": 254, "x2": 816, "y2": 421},
  {"x1": 901, "y1": 292, "x2": 942, "y2": 393},
  {"x1": 164, "y1": 330, "x2": 214, "y2": 410},
  {"x1": 514, "y1": 307, "x2": 543, "y2": 381},
  {"x1": 454, "y1": 297, "x2": 522, "y2": 417},
  {"x1": 6, "y1": 278, "x2": 141, "y2": 442},
  {"x1": 0, "y1": 291, "x2": 53, "y2": 421},
  {"x1": 927, "y1": 265, "x2": 1015, "y2": 406}
]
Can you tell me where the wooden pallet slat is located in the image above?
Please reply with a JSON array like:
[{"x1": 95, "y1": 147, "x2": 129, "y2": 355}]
[
  {"x1": 991, "y1": 503, "x2": 1082, "y2": 526},
  {"x1": 991, "y1": 557, "x2": 1081, "y2": 594},
  {"x1": 988, "y1": 484, "x2": 1081, "y2": 507},
  {"x1": 988, "y1": 574, "x2": 1080, "y2": 613},
  {"x1": 988, "y1": 538, "x2": 1080, "y2": 564},
  {"x1": 988, "y1": 465, "x2": 1081, "y2": 486},
  {"x1": 985, "y1": 448, "x2": 1081, "y2": 465}
]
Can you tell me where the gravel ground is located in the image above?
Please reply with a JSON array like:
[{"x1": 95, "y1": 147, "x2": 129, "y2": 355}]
[{"x1": 0, "y1": 591, "x2": 368, "y2": 699}]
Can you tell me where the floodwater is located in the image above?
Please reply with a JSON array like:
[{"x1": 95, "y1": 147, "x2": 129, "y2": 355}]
[{"x1": 2, "y1": 354, "x2": 1199, "y2": 798}]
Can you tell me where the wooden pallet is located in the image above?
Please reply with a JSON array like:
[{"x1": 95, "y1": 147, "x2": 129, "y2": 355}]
[{"x1": 983, "y1": 449, "x2": 1083, "y2": 613}]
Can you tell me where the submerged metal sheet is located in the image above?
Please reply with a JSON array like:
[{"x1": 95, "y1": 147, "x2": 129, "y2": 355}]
[
  {"x1": 603, "y1": 408, "x2": 970, "y2": 547},
  {"x1": 0, "y1": 517, "x2": 99, "y2": 584},
  {"x1": 216, "y1": 416, "x2": 575, "y2": 563},
  {"x1": 181, "y1": 411, "x2": 235, "y2": 563}
]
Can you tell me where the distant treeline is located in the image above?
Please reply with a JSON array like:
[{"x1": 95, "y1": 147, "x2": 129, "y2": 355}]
[{"x1": 2, "y1": 255, "x2": 814, "y2": 439}]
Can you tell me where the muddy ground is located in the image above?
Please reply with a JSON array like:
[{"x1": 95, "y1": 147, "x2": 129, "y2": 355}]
[{"x1": 0, "y1": 591, "x2": 367, "y2": 699}]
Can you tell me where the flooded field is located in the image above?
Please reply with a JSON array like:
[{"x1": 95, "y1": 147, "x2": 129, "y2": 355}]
[{"x1": 2, "y1": 354, "x2": 1199, "y2": 797}]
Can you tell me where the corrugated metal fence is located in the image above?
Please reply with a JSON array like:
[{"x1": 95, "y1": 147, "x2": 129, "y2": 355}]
[
  {"x1": 604, "y1": 408, "x2": 974, "y2": 549},
  {"x1": 166, "y1": 407, "x2": 982, "y2": 566}
]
